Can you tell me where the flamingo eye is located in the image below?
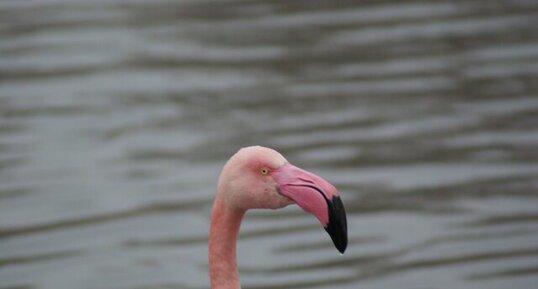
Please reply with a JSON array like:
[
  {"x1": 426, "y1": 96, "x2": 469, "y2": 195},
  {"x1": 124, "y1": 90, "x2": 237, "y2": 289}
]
[{"x1": 260, "y1": 168, "x2": 269, "y2": 175}]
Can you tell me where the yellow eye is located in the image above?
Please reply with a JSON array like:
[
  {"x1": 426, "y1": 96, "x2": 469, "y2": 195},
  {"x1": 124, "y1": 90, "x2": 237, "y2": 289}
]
[{"x1": 260, "y1": 168, "x2": 269, "y2": 175}]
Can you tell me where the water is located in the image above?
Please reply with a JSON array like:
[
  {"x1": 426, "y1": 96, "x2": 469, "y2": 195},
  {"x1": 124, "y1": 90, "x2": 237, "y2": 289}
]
[{"x1": 1, "y1": 0, "x2": 538, "y2": 288}]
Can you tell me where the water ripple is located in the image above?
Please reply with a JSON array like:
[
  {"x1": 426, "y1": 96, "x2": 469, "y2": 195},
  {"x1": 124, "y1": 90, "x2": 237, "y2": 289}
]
[{"x1": 1, "y1": 1, "x2": 538, "y2": 289}]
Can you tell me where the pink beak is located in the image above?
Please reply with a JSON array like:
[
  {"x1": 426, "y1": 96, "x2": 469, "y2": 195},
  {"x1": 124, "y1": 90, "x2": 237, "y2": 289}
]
[{"x1": 273, "y1": 163, "x2": 348, "y2": 253}]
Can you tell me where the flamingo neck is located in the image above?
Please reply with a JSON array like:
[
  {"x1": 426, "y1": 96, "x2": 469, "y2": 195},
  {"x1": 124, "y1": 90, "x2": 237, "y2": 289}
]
[{"x1": 209, "y1": 197, "x2": 245, "y2": 289}]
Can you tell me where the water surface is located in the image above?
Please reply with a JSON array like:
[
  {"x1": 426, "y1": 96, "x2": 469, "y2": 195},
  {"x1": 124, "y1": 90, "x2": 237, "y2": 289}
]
[{"x1": 1, "y1": 1, "x2": 538, "y2": 289}]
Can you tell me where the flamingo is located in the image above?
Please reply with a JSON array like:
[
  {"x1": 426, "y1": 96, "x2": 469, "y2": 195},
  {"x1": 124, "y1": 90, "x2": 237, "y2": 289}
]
[{"x1": 209, "y1": 146, "x2": 348, "y2": 289}]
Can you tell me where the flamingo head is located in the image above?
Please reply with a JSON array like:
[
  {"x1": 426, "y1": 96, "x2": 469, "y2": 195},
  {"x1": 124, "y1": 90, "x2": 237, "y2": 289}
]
[{"x1": 217, "y1": 146, "x2": 348, "y2": 253}]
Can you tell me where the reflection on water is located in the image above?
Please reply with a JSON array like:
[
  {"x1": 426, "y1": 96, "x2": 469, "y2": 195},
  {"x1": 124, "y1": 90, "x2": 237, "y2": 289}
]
[{"x1": 1, "y1": 0, "x2": 538, "y2": 289}]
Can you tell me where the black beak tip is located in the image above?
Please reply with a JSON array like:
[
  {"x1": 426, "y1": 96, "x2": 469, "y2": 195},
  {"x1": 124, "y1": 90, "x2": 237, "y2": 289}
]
[{"x1": 324, "y1": 196, "x2": 348, "y2": 254}]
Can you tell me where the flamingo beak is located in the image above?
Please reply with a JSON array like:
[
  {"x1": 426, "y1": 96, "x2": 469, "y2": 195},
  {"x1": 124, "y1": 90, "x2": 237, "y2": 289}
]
[{"x1": 273, "y1": 164, "x2": 348, "y2": 253}]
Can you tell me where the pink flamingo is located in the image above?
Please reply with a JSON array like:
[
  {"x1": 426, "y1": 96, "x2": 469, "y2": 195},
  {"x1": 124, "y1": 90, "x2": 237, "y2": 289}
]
[{"x1": 209, "y1": 146, "x2": 347, "y2": 289}]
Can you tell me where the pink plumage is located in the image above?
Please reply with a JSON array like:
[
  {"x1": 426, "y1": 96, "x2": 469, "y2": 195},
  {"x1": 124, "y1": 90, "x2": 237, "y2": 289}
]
[{"x1": 209, "y1": 146, "x2": 347, "y2": 289}]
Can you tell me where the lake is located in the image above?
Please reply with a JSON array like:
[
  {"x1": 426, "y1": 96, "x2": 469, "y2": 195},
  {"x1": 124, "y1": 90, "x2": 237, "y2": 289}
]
[{"x1": 1, "y1": 1, "x2": 538, "y2": 289}]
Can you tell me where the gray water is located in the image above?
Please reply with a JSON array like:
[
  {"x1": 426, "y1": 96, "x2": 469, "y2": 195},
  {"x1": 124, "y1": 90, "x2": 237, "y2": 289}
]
[{"x1": 1, "y1": 1, "x2": 538, "y2": 289}]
